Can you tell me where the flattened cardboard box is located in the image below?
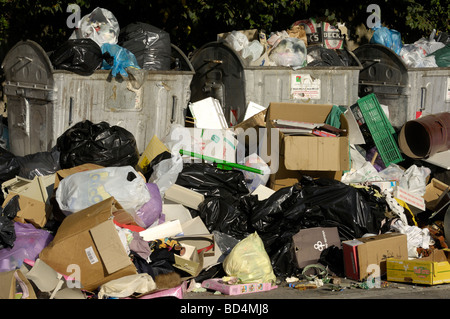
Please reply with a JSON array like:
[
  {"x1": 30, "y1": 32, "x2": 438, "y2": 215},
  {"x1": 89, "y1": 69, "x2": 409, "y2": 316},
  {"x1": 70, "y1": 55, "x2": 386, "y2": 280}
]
[
  {"x1": 343, "y1": 233, "x2": 408, "y2": 281},
  {"x1": 387, "y1": 249, "x2": 450, "y2": 285},
  {"x1": 39, "y1": 197, "x2": 137, "y2": 292}
]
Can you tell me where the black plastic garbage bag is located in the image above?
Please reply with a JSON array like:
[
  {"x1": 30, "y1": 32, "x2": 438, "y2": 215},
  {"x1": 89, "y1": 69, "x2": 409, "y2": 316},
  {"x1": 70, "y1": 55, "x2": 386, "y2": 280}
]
[
  {"x1": 16, "y1": 147, "x2": 61, "y2": 179},
  {"x1": 0, "y1": 195, "x2": 20, "y2": 249},
  {"x1": 50, "y1": 39, "x2": 104, "y2": 75},
  {"x1": 175, "y1": 163, "x2": 250, "y2": 200},
  {"x1": 198, "y1": 196, "x2": 253, "y2": 240},
  {"x1": 56, "y1": 120, "x2": 140, "y2": 169},
  {"x1": 0, "y1": 147, "x2": 20, "y2": 203},
  {"x1": 250, "y1": 177, "x2": 388, "y2": 278},
  {"x1": 119, "y1": 22, "x2": 171, "y2": 70}
]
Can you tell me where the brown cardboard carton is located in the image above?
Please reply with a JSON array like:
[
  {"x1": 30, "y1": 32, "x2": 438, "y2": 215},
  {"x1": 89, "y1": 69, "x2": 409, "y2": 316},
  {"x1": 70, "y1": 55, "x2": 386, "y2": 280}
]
[
  {"x1": 0, "y1": 269, "x2": 36, "y2": 299},
  {"x1": 343, "y1": 233, "x2": 408, "y2": 281},
  {"x1": 424, "y1": 178, "x2": 450, "y2": 212},
  {"x1": 266, "y1": 102, "x2": 350, "y2": 172},
  {"x1": 1, "y1": 175, "x2": 55, "y2": 228},
  {"x1": 39, "y1": 197, "x2": 137, "y2": 292}
]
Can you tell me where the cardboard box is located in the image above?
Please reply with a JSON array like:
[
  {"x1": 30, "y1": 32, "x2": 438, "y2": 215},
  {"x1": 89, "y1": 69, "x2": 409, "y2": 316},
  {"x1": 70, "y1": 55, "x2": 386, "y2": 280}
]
[
  {"x1": 267, "y1": 103, "x2": 350, "y2": 172},
  {"x1": 292, "y1": 227, "x2": 341, "y2": 269},
  {"x1": 202, "y1": 278, "x2": 277, "y2": 295},
  {"x1": 424, "y1": 178, "x2": 450, "y2": 212},
  {"x1": 0, "y1": 269, "x2": 37, "y2": 299},
  {"x1": 268, "y1": 156, "x2": 342, "y2": 191},
  {"x1": 39, "y1": 197, "x2": 137, "y2": 292},
  {"x1": 343, "y1": 233, "x2": 408, "y2": 281},
  {"x1": 387, "y1": 249, "x2": 450, "y2": 285},
  {"x1": 1, "y1": 175, "x2": 55, "y2": 228}
]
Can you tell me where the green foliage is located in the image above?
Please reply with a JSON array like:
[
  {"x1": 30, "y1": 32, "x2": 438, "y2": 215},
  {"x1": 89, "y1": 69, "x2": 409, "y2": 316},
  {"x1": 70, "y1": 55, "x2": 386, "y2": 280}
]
[{"x1": 0, "y1": 0, "x2": 448, "y2": 61}]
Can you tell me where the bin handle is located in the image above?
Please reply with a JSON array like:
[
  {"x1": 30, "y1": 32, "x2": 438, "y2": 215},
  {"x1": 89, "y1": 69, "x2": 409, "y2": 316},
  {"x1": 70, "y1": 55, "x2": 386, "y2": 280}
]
[
  {"x1": 68, "y1": 97, "x2": 74, "y2": 126},
  {"x1": 419, "y1": 87, "x2": 428, "y2": 112},
  {"x1": 171, "y1": 95, "x2": 177, "y2": 123}
]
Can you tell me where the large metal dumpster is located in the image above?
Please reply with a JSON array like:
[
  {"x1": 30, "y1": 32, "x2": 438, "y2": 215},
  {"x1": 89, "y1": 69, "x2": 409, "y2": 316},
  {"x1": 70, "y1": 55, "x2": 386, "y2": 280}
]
[
  {"x1": 354, "y1": 43, "x2": 450, "y2": 130},
  {"x1": 1, "y1": 40, "x2": 195, "y2": 156},
  {"x1": 189, "y1": 41, "x2": 362, "y2": 125}
]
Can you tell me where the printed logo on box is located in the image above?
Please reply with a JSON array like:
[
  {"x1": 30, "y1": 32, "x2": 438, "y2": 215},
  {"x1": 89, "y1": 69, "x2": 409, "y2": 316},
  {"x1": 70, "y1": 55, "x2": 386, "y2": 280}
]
[{"x1": 414, "y1": 266, "x2": 430, "y2": 278}]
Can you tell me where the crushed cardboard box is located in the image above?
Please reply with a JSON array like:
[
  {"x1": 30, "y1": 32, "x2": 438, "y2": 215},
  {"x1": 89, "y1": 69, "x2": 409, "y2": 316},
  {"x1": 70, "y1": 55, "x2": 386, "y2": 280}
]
[
  {"x1": 1, "y1": 175, "x2": 55, "y2": 228},
  {"x1": 39, "y1": 197, "x2": 137, "y2": 292}
]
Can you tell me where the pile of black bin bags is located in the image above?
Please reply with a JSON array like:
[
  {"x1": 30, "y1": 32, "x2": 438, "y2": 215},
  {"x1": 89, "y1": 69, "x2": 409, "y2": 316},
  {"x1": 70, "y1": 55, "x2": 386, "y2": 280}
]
[
  {"x1": 0, "y1": 119, "x2": 392, "y2": 280},
  {"x1": 175, "y1": 162, "x2": 389, "y2": 279}
]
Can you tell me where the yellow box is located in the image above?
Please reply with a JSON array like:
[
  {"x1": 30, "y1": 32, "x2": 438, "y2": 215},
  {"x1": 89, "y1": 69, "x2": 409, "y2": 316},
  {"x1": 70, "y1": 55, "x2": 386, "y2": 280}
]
[{"x1": 387, "y1": 249, "x2": 450, "y2": 285}]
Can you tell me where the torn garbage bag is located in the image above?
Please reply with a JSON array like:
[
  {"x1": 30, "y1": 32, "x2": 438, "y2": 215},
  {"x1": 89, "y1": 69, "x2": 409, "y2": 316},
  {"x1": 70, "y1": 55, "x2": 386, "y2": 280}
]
[{"x1": 56, "y1": 120, "x2": 140, "y2": 169}]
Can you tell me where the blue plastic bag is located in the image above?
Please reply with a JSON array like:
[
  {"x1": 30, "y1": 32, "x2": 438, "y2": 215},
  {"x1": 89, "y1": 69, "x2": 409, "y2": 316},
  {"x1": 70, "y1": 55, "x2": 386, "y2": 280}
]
[
  {"x1": 370, "y1": 26, "x2": 403, "y2": 55},
  {"x1": 101, "y1": 43, "x2": 140, "y2": 77}
]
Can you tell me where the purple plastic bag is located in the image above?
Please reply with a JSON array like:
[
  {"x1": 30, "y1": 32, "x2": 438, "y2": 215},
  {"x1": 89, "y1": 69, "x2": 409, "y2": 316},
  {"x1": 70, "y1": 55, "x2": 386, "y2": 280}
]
[
  {"x1": 135, "y1": 183, "x2": 164, "y2": 229},
  {"x1": 0, "y1": 222, "x2": 53, "y2": 272}
]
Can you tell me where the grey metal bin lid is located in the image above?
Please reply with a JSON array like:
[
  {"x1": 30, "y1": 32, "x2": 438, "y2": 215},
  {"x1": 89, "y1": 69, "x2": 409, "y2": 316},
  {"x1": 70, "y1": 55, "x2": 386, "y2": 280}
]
[
  {"x1": 189, "y1": 41, "x2": 246, "y2": 125},
  {"x1": 1, "y1": 40, "x2": 54, "y2": 91},
  {"x1": 353, "y1": 43, "x2": 408, "y2": 87}
]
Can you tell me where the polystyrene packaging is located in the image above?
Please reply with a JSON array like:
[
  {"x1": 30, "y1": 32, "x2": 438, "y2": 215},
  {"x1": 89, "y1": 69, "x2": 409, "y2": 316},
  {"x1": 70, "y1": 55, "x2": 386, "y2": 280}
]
[{"x1": 55, "y1": 166, "x2": 150, "y2": 217}]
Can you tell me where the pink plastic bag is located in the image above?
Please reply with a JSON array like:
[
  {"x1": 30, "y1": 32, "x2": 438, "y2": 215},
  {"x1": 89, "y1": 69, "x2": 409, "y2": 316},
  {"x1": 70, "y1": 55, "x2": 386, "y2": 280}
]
[{"x1": 0, "y1": 222, "x2": 53, "y2": 272}]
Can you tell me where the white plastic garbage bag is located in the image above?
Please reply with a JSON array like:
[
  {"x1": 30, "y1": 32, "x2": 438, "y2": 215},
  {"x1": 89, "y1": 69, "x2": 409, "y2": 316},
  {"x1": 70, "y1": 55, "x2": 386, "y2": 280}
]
[
  {"x1": 56, "y1": 166, "x2": 150, "y2": 217},
  {"x1": 70, "y1": 7, "x2": 120, "y2": 47}
]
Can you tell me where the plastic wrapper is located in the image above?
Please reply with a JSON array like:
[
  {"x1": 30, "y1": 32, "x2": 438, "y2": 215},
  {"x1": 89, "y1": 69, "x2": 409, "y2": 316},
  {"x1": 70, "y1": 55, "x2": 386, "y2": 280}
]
[
  {"x1": 237, "y1": 153, "x2": 270, "y2": 192},
  {"x1": 269, "y1": 37, "x2": 307, "y2": 67},
  {"x1": 56, "y1": 120, "x2": 140, "y2": 169},
  {"x1": 149, "y1": 152, "x2": 184, "y2": 197},
  {"x1": 101, "y1": 43, "x2": 140, "y2": 77},
  {"x1": 370, "y1": 26, "x2": 403, "y2": 55},
  {"x1": 55, "y1": 166, "x2": 150, "y2": 217},
  {"x1": 223, "y1": 232, "x2": 276, "y2": 284},
  {"x1": 70, "y1": 7, "x2": 119, "y2": 47},
  {"x1": 119, "y1": 22, "x2": 171, "y2": 71},
  {"x1": 0, "y1": 222, "x2": 53, "y2": 272},
  {"x1": 50, "y1": 39, "x2": 104, "y2": 75}
]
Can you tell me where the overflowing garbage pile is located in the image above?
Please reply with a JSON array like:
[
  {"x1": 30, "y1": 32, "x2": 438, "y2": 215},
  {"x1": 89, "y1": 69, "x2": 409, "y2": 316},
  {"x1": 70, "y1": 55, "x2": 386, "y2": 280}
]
[
  {"x1": 1, "y1": 91, "x2": 449, "y2": 299},
  {"x1": 49, "y1": 7, "x2": 174, "y2": 78},
  {"x1": 0, "y1": 9, "x2": 450, "y2": 300},
  {"x1": 220, "y1": 18, "x2": 356, "y2": 68},
  {"x1": 221, "y1": 18, "x2": 450, "y2": 69}
]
